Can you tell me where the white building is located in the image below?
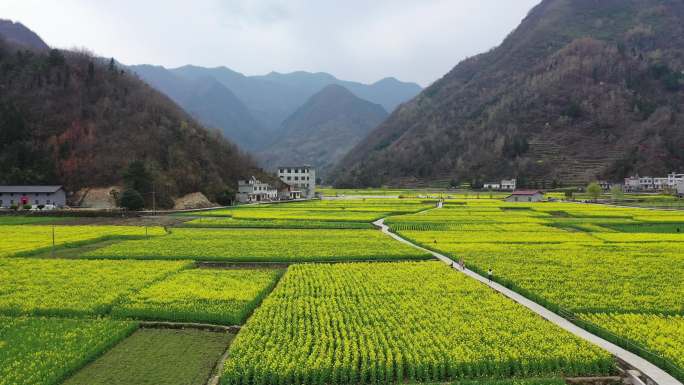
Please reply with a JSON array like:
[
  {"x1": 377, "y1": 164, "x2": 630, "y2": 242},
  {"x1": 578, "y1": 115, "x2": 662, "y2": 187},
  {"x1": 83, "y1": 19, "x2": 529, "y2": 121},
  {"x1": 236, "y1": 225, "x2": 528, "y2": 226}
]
[
  {"x1": 277, "y1": 166, "x2": 316, "y2": 199},
  {"x1": 501, "y1": 179, "x2": 517, "y2": 191},
  {"x1": 625, "y1": 173, "x2": 684, "y2": 192},
  {"x1": 624, "y1": 176, "x2": 640, "y2": 192},
  {"x1": 236, "y1": 177, "x2": 277, "y2": 203},
  {"x1": 0, "y1": 186, "x2": 66, "y2": 208},
  {"x1": 678, "y1": 181, "x2": 684, "y2": 197},
  {"x1": 668, "y1": 173, "x2": 684, "y2": 187},
  {"x1": 483, "y1": 182, "x2": 501, "y2": 190},
  {"x1": 505, "y1": 190, "x2": 544, "y2": 203}
]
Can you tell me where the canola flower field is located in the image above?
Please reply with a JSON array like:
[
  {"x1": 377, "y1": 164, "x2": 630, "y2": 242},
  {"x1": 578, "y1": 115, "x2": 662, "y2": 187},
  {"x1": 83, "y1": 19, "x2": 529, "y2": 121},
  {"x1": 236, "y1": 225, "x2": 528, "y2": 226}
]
[
  {"x1": 388, "y1": 199, "x2": 684, "y2": 379},
  {"x1": 3, "y1": 196, "x2": 683, "y2": 385},
  {"x1": 113, "y1": 268, "x2": 282, "y2": 325},
  {"x1": 0, "y1": 316, "x2": 137, "y2": 385},
  {"x1": 222, "y1": 262, "x2": 613, "y2": 385},
  {"x1": 580, "y1": 314, "x2": 684, "y2": 370},
  {"x1": 84, "y1": 228, "x2": 432, "y2": 262},
  {"x1": 0, "y1": 225, "x2": 165, "y2": 257},
  {"x1": 0, "y1": 258, "x2": 191, "y2": 317},
  {"x1": 183, "y1": 199, "x2": 437, "y2": 223}
]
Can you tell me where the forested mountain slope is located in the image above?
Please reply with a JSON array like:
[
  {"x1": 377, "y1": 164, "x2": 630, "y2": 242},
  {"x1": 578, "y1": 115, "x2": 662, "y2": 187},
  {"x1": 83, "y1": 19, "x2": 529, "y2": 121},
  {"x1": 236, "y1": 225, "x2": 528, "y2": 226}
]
[
  {"x1": 258, "y1": 85, "x2": 388, "y2": 179},
  {"x1": 0, "y1": 34, "x2": 262, "y2": 206},
  {"x1": 332, "y1": 0, "x2": 684, "y2": 188}
]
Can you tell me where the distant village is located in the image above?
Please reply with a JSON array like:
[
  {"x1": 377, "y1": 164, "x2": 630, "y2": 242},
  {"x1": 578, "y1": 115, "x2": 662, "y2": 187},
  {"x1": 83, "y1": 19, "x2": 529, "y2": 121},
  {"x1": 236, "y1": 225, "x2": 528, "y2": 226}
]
[{"x1": 1, "y1": 170, "x2": 683, "y2": 211}]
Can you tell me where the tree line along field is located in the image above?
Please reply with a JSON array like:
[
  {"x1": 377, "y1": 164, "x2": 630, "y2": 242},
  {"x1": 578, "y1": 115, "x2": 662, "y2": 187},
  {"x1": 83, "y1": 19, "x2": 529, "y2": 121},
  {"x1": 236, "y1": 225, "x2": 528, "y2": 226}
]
[
  {"x1": 1, "y1": 197, "x2": 683, "y2": 384},
  {"x1": 387, "y1": 200, "x2": 684, "y2": 378}
]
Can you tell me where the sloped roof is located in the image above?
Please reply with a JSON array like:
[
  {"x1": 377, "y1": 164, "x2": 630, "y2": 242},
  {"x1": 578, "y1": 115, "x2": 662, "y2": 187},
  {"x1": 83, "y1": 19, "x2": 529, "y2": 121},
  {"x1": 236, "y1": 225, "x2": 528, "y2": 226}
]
[
  {"x1": 0, "y1": 186, "x2": 63, "y2": 193},
  {"x1": 509, "y1": 190, "x2": 543, "y2": 196}
]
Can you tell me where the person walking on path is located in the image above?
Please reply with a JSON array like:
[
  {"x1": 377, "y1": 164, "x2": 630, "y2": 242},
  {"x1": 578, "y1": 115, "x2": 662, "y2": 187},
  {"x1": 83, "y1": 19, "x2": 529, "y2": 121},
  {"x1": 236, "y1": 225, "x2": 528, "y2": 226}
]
[
  {"x1": 459, "y1": 258, "x2": 465, "y2": 270},
  {"x1": 487, "y1": 268, "x2": 493, "y2": 282}
]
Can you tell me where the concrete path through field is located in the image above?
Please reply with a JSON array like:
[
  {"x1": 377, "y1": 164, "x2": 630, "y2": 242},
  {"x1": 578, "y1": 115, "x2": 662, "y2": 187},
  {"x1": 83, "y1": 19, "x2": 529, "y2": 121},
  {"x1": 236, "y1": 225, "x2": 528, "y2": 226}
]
[{"x1": 373, "y1": 217, "x2": 682, "y2": 385}]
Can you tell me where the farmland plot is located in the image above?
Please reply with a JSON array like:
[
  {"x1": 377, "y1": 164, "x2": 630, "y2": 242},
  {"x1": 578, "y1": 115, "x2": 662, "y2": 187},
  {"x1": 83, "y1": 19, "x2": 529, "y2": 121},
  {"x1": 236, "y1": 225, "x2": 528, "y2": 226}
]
[
  {"x1": 221, "y1": 262, "x2": 613, "y2": 385},
  {"x1": 0, "y1": 258, "x2": 190, "y2": 316},
  {"x1": 85, "y1": 228, "x2": 431, "y2": 262},
  {"x1": 0, "y1": 316, "x2": 137, "y2": 385},
  {"x1": 0, "y1": 225, "x2": 165, "y2": 257},
  {"x1": 113, "y1": 268, "x2": 282, "y2": 324}
]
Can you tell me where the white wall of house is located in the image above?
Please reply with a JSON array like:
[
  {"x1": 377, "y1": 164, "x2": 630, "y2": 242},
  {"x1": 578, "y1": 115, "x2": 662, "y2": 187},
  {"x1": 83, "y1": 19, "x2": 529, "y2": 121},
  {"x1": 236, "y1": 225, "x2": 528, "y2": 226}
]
[
  {"x1": 501, "y1": 179, "x2": 516, "y2": 191},
  {"x1": 277, "y1": 166, "x2": 316, "y2": 199},
  {"x1": 0, "y1": 188, "x2": 66, "y2": 208}
]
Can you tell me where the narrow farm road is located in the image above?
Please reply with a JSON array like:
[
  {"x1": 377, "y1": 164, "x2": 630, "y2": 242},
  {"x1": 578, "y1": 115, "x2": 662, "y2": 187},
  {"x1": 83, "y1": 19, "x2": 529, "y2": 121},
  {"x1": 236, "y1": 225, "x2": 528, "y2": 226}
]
[{"x1": 372, "y1": 217, "x2": 683, "y2": 385}]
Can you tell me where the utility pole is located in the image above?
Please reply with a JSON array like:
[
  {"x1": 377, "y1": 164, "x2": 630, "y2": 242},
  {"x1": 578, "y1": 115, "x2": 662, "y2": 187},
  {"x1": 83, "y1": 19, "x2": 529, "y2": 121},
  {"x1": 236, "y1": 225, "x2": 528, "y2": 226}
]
[{"x1": 152, "y1": 184, "x2": 156, "y2": 215}]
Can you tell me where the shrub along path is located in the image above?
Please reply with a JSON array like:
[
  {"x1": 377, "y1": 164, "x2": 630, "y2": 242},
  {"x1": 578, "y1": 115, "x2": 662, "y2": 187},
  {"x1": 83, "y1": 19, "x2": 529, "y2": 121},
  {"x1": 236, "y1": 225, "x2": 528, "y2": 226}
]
[{"x1": 373, "y1": 217, "x2": 683, "y2": 385}]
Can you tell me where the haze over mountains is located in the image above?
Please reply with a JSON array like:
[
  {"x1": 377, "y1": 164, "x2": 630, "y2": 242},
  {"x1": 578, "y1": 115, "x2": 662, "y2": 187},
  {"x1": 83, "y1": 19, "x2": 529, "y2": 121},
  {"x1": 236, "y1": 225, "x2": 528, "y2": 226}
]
[
  {"x1": 129, "y1": 64, "x2": 422, "y2": 154},
  {"x1": 332, "y1": 0, "x2": 684, "y2": 188}
]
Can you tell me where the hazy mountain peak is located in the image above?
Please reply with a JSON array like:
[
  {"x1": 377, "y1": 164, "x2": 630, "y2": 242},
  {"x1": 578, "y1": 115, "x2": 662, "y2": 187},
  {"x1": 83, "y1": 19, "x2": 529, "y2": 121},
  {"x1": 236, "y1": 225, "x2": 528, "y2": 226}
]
[{"x1": 0, "y1": 19, "x2": 49, "y2": 51}]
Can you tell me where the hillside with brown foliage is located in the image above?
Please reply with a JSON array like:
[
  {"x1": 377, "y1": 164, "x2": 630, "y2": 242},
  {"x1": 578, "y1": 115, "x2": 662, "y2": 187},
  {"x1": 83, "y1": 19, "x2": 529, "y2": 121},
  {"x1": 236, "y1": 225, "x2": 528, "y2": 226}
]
[
  {"x1": 0, "y1": 34, "x2": 263, "y2": 206},
  {"x1": 332, "y1": 0, "x2": 684, "y2": 188}
]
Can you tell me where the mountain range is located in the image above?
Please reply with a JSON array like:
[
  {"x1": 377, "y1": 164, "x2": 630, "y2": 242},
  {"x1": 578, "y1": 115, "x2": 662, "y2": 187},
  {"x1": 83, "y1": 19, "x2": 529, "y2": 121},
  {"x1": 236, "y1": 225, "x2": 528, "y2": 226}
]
[
  {"x1": 0, "y1": 19, "x2": 263, "y2": 206},
  {"x1": 332, "y1": 0, "x2": 684, "y2": 188},
  {"x1": 257, "y1": 84, "x2": 389, "y2": 178},
  {"x1": 128, "y1": 64, "x2": 422, "y2": 153}
]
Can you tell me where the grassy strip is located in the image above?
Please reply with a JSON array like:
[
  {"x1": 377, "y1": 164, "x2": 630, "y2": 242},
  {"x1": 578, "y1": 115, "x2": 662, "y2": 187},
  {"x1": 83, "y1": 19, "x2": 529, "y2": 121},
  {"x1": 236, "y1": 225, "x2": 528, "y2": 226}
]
[{"x1": 62, "y1": 328, "x2": 233, "y2": 385}]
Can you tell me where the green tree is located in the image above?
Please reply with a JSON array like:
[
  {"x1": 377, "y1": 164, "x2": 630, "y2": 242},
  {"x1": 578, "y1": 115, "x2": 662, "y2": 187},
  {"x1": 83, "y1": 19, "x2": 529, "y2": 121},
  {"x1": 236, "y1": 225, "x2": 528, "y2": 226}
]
[
  {"x1": 610, "y1": 185, "x2": 624, "y2": 201},
  {"x1": 587, "y1": 182, "x2": 602, "y2": 202},
  {"x1": 120, "y1": 189, "x2": 145, "y2": 211},
  {"x1": 123, "y1": 161, "x2": 153, "y2": 196}
]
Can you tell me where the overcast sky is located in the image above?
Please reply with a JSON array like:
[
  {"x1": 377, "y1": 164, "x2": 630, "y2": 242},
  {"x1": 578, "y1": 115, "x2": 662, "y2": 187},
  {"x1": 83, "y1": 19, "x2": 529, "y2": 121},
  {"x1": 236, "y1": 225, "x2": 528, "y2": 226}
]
[{"x1": 1, "y1": 0, "x2": 540, "y2": 86}]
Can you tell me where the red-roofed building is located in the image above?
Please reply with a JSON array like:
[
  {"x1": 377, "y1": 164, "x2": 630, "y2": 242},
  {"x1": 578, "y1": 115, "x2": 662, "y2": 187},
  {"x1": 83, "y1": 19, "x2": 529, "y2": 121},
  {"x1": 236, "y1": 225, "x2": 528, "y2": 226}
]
[{"x1": 505, "y1": 190, "x2": 544, "y2": 203}]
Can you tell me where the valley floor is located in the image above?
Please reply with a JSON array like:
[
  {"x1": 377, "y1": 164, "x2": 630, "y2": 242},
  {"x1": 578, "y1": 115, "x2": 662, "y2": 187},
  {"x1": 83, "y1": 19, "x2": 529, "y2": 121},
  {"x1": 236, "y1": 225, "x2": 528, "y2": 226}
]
[{"x1": 0, "y1": 193, "x2": 683, "y2": 385}]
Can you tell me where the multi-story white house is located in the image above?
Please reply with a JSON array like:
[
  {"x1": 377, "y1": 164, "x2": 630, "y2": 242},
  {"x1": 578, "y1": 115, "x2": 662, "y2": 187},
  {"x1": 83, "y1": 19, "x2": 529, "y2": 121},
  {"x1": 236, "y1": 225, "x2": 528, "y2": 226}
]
[
  {"x1": 668, "y1": 173, "x2": 684, "y2": 187},
  {"x1": 236, "y1": 177, "x2": 277, "y2": 203},
  {"x1": 277, "y1": 166, "x2": 316, "y2": 199},
  {"x1": 625, "y1": 173, "x2": 684, "y2": 192},
  {"x1": 483, "y1": 182, "x2": 501, "y2": 190},
  {"x1": 0, "y1": 186, "x2": 66, "y2": 208},
  {"x1": 501, "y1": 179, "x2": 517, "y2": 191}
]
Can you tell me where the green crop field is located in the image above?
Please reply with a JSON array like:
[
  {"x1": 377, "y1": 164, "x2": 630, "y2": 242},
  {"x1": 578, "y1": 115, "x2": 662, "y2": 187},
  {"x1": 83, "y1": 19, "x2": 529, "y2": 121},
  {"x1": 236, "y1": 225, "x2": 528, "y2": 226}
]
[
  {"x1": 0, "y1": 316, "x2": 137, "y2": 385},
  {"x1": 0, "y1": 216, "x2": 64, "y2": 225},
  {"x1": 184, "y1": 199, "x2": 437, "y2": 222},
  {"x1": 0, "y1": 225, "x2": 165, "y2": 257},
  {"x1": 84, "y1": 228, "x2": 431, "y2": 262},
  {"x1": 0, "y1": 258, "x2": 190, "y2": 317},
  {"x1": 183, "y1": 216, "x2": 372, "y2": 229},
  {"x1": 113, "y1": 268, "x2": 282, "y2": 325},
  {"x1": 222, "y1": 262, "x2": 612, "y2": 385},
  {"x1": 62, "y1": 328, "x2": 233, "y2": 385},
  {"x1": 580, "y1": 314, "x2": 684, "y2": 370}
]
